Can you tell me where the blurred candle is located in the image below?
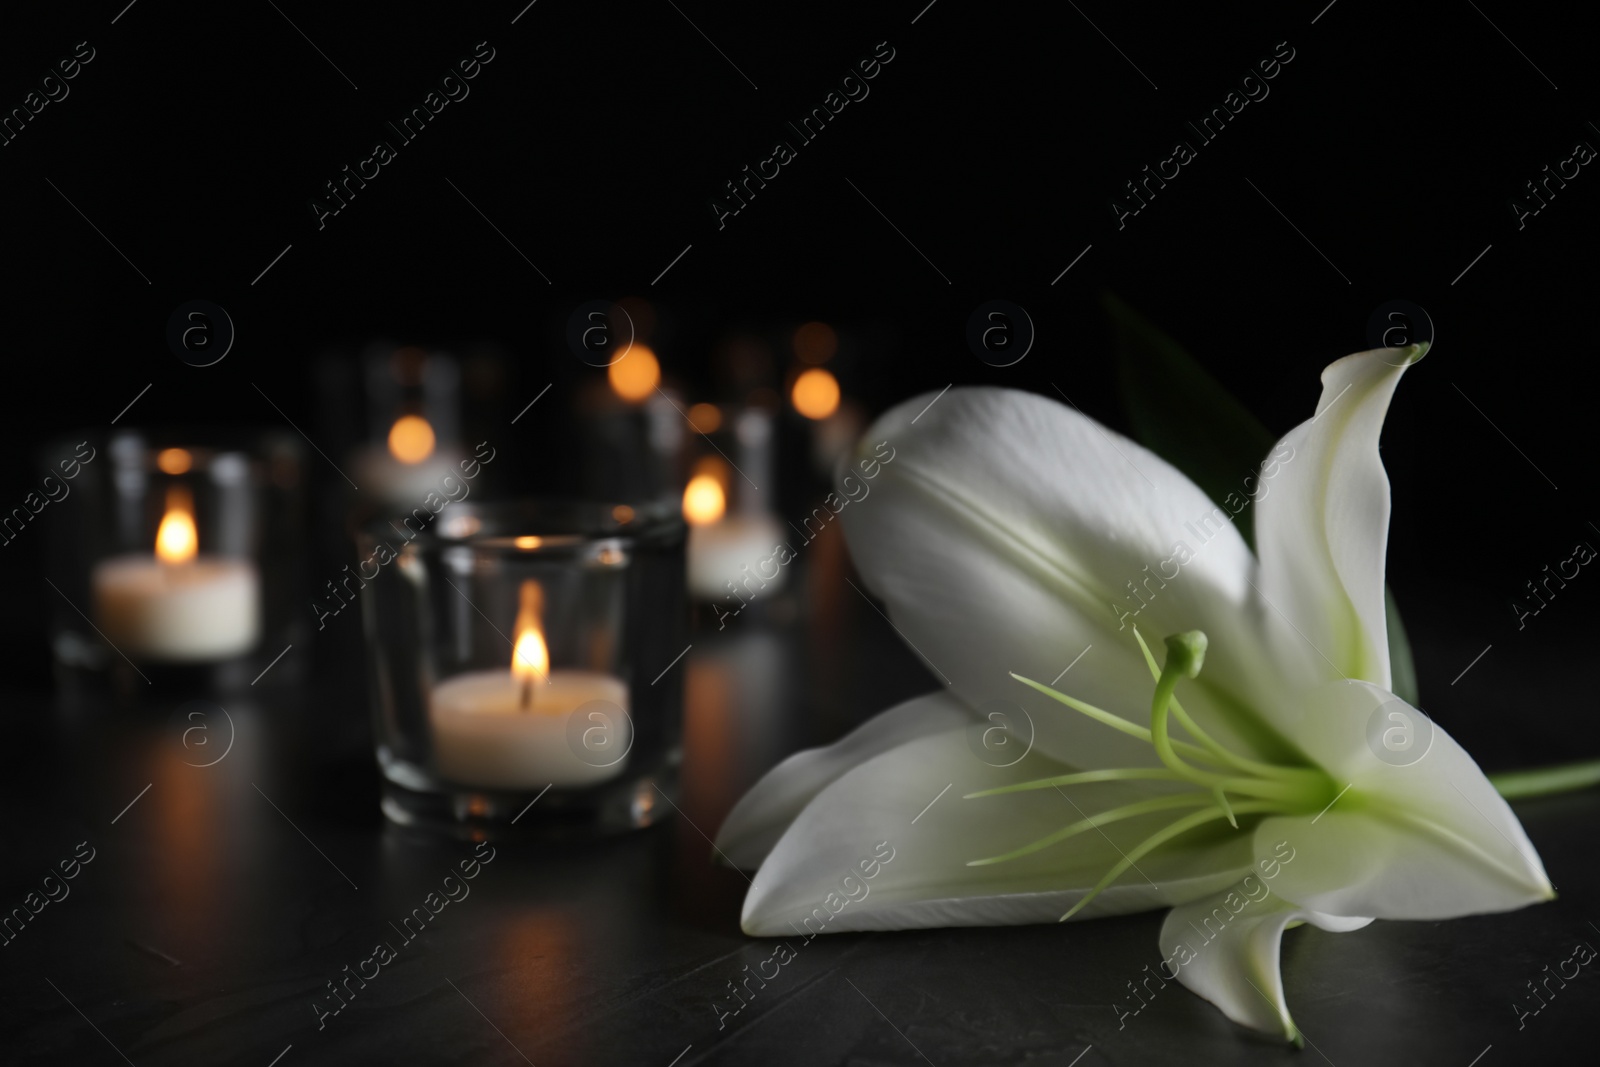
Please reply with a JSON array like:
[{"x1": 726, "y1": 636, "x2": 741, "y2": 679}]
[
  {"x1": 607, "y1": 344, "x2": 661, "y2": 404},
  {"x1": 388, "y1": 413, "x2": 436, "y2": 463},
  {"x1": 92, "y1": 483, "x2": 260, "y2": 661},
  {"x1": 790, "y1": 367, "x2": 841, "y2": 421},
  {"x1": 354, "y1": 413, "x2": 464, "y2": 508},
  {"x1": 684, "y1": 468, "x2": 785, "y2": 603}
]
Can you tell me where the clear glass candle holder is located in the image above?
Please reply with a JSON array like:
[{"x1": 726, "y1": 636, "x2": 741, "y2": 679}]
[
  {"x1": 681, "y1": 405, "x2": 790, "y2": 605},
  {"x1": 359, "y1": 500, "x2": 687, "y2": 836},
  {"x1": 42, "y1": 428, "x2": 306, "y2": 689}
]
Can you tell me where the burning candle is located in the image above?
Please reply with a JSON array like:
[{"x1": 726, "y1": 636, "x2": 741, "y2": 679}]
[
  {"x1": 790, "y1": 367, "x2": 841, "y2": 421},
  {"x1": 607, "y1": 344, "x2": 661, "y2": 404},
  {"x1": 355, "y1": 413, "x2": 465, "y2": 508},
  {"x1": 91, "y1": 481, "x2": 261, "y2": 662},
  {"x1": 683, "y1": 470, "x2": 786, "y2": 602},
  {"x1": 429, "y1": 579, "x2": 632, "y2": 789}
]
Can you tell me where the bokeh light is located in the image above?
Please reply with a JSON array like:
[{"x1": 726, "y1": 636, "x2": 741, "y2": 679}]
[
  {"x1": 791, "y1": 368, "x2": 841, "y2": 420},
  {"x1": 387, "y1": 414, "x2": 436, "y2": 464},
  {"x1": 793, "y1": 321, "x2": 838, "y2": 364},
  {"x1": 608, "y1": 344, "x2": 661, "y2": 403},
  {"x1": 682, "y1": 474, "x2": 726, "y2": 526}
]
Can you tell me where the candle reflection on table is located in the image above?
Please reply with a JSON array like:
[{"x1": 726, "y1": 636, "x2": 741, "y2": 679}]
[
  {"x1": 120, "y1": 701, "x2": 266, "y2": 966},
  {"x1": 683, "y1": 636, "x2": 787, "y2": 829}
]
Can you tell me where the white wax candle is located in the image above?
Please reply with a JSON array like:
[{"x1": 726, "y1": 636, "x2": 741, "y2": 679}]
[
  {"x1": 430, "y1": 670, "x2": 631, "y2": 789},
  {"x1": 353, "y1": 443, "x2": 467, "y2": 508},
  {"x1": 91, "y1": 555, "x2": 261, "y2": 662},
  {"x1": 686, "y1": 513, "x2": 787, "y2": 602}
]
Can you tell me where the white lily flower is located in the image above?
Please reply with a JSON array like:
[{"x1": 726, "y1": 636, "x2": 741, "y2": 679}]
[{"x1": 714, "y1": 344, "x2": 1554, "y2": 1041}]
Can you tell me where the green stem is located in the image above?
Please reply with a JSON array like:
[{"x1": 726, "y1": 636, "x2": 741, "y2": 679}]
[{"x1": 1490, "y1": 759, "x2": 1600, "y2": 799}]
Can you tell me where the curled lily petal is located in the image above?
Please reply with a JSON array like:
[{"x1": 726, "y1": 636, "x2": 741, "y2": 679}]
[
  {"x1": 1254, "y1": 345, "x2": 1427, "y2": 690},
  {"x1": 1159, "y1": 890, "x2": 1372, "y2": 1041}
]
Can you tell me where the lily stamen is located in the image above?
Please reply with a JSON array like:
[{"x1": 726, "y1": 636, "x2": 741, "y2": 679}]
[
  {"x1": 1008, "y1": 672, "x2": 1231, "y2": 771},
  {"x1": 1130, "y1": 627, "x2": 1309, "y2": 783},
  {"x1": 973, "y1": 630, "x2": 1340, "y2": 885},
  {"x1": 967, "y1": 793, "x2": 1216, "y2": 867},
  {"x1": 1149, "y1": 631, "x2": 1228, "y2": 791},
  {"x1": 1059, "y1": 801, "x2": 1281, "y2": 921},
  {"x1": 1212, "y1": 786, "x2": 1238, "y2": 829},
  {"x1": 964, "y1": 767, "x2": 1184, "y2": 798}
]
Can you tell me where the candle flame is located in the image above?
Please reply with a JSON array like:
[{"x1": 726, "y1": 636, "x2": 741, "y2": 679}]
[
  {"x1": 387, "y1": 414, "x2": 436, "y2": 464},
  {"x1": 155, "y1": 486, "x2": 198, "y2": 564},
  {"x1": 156, "y1": 448, "x2": 193, "y2": 474},
  {"x1": 686, "y1": 402, "x2": 722, "y2": 433},
  {"x1": 791, "y1": 367, "x2": 841, "y2": 420},
  {"x1": 607, "y1": 344, "x2": 660, "y2": 403},
  {"x1": 682, "y1": 473, "x2": 726, "y2": 527},
  {"x1": 512, "y1": 580, "x2": 549, "y2": 707}
]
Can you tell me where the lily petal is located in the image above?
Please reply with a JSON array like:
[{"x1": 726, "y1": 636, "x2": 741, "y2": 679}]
[
  {"x1": 742, "y1": 725, "x2": 1256, "y2": 935},
  {"x1": 1254, "y1": 346, "x2": 1425, "y2": 689},
  {"x1": 1252, "y1": 680, "x2": 1553, "y2": 919},
  {"x1": 840, "y1": 387, "x2": 1290, "y2": 770},
  {"x1": 1159, "y1": 889, "x2": 1371, "y2": 1040},
  {"x1": 713, "y1": 691, "x2": 972, "y2": 870}
]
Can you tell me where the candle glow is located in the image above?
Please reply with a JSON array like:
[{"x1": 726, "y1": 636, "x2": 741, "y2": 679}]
[
  {"x1": 687, "y1": 402, "x2": 722, "y2": 433},
  {"x1": 387, "y1": 414, "x2": 437, "y2": 464},
  {"x1": 512, "y1": 579, "x2": 550, "y2": 709},
  {"x1": 682, "y1": 474, "x2": 726, "y2": 527},
  {"x1": 793, "y1": 321, "x2": 838, "y2": 364},
  {"x1": 607, "y1": 344, "x2": 660, "y2": 403},
  {"x1": 156, "y1": 448, "x2": 193, "y2": 475},
  {"x1": 95, "y1": 480, "x2": 259, "y2": 662},
  {"x1": 155, "y1": 486, "x2": 198, "y2": 565},
  {"x1": 791, "y1": 368, "x2": 841, "y2": 420}
]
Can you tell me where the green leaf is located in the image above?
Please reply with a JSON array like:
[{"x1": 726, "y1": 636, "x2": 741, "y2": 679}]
[
  {"x1": 1103, "y1": 293, "x2": 1276, "y2": 546},
  {"x1": 1385, "y1": 587, "x2": 1418, "y2": 705},
  {"x1": 1105, "y1": 292, "x2": 1419, "y2": 704}
]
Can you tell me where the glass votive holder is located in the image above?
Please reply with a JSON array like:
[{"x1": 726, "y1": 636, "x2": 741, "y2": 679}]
[
  {"x1": 681, "y1": 406, "x2": 788, "y2": 605},
  {"x1": 359, "y1": 500, "x2": 687, "y2": 836},
  {"x1": 43, "y1": 429, "x2": 306, "y2": 689},
  {"x1": 349, "y1": 343, "x2": 469, "y2": 512}
]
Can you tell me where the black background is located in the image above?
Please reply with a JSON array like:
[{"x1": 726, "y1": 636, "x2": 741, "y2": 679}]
[
  {"x1": 4, "y1": 0, "x2": 1593, "y2": 758},
  {"x1": 0, "y1": 3, "x2": 1595, "y2": 1061}
]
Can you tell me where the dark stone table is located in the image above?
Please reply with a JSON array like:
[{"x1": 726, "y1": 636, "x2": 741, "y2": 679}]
[{"x1": 2, "y1": 546, "x2": 1595, "y2": 1067}]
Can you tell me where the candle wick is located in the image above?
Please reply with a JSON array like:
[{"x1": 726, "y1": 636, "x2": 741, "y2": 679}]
[{"x1": 519, "y1": 675, "x2": 533, "y2": 712}]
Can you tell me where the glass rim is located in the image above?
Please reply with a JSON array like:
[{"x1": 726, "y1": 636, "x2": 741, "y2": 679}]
[{"x1": 359, "y1": 497, "x2": 683, "y2": 554}]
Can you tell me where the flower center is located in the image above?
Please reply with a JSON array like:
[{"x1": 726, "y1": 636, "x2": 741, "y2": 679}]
[{"x1": 966, "y1": 628, "x2": 1337, "y2": 920}]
